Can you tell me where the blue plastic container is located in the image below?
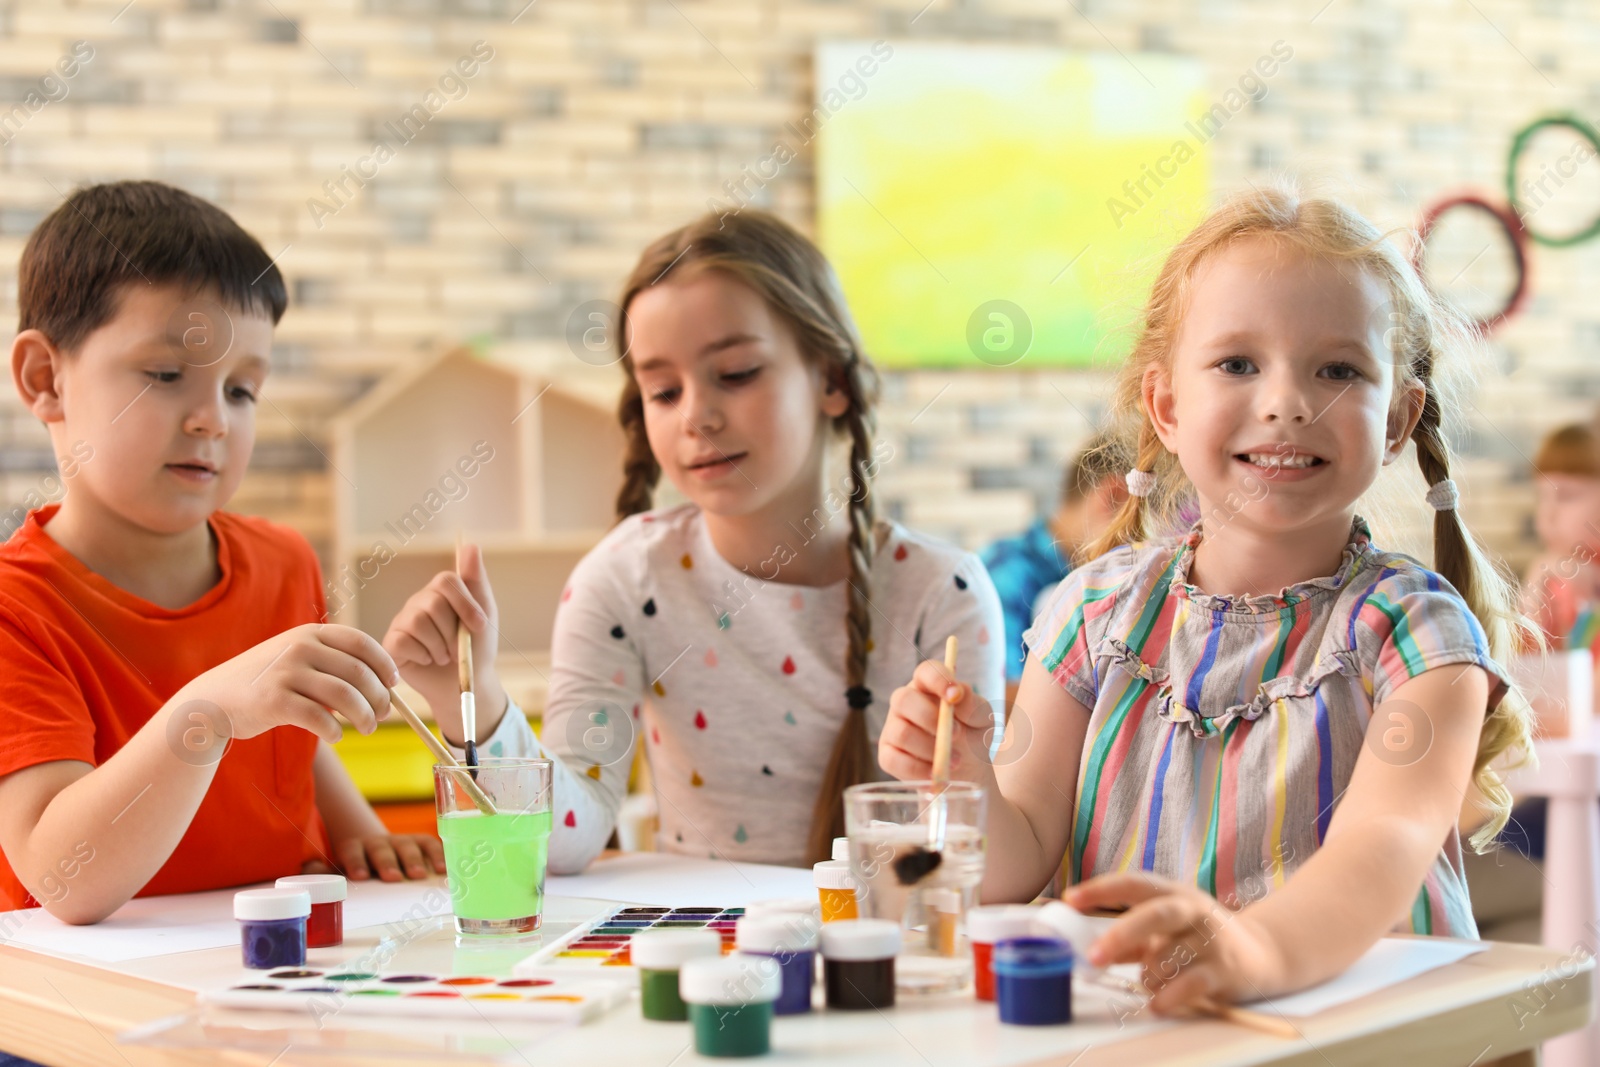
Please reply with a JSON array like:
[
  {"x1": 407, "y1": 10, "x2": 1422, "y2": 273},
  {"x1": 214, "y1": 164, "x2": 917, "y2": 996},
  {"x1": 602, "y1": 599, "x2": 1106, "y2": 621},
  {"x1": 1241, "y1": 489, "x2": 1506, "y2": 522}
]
[
  {"x1": 234, "y1": 888, "x2": 311, "y2": 970},
  {"x1": 735, "y1": 912, "x2": 820, "y2": 1015},
  {"x1": 992, "y1": 936, "x2": 1074, "y2": 1026}
]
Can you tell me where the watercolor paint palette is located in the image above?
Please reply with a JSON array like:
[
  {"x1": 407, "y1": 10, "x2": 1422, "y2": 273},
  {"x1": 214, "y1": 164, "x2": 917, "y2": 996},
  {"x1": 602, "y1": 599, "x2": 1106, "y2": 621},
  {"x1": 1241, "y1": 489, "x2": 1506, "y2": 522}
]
[
  {"x1": 198, "y1": 967, "x2": 630, "y2": 1023},
  {"x1": 512, "y1": 905, "x2": 744, "y2": 981}
]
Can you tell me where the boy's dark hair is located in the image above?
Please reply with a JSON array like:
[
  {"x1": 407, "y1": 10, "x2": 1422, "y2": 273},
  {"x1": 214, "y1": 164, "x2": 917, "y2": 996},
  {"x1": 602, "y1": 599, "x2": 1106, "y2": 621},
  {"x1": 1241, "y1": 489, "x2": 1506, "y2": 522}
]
[
  {"x1": 1061, "y1": 431, "x2": 1124, "y2": 504},
  {"x1": 18, "y1": 180, "x2": 287, "y2": 353}
]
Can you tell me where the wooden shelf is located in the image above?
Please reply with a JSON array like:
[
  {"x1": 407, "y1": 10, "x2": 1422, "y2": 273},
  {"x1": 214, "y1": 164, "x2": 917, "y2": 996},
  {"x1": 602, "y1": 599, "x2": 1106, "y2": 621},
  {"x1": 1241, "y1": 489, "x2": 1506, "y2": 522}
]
[
  {"x1": 348, "y1": 531, "x2": 610, "y2": 556},
  {"x1": 328, "y1": 346, "x2": 623, "y2": 656}
]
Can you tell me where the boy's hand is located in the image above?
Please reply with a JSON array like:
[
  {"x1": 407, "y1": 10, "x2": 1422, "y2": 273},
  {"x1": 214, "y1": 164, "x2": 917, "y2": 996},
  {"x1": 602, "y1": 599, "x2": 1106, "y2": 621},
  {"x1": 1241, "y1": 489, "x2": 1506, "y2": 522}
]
[
  {"x1": 1066, "y1": 873, "x2": 1286, "y2": 1015},
  {"x1": 175, "y1": 624, "x2": 397, "y2": 744},
  {"x1": 333, "y1": 832, "x2": 447, "y2": 882},
  {"x1": 880, "y1": 658, "x2": 999, "y2": 786},
  {"x1": 381, "y1": 542, "x2": 505, "y2": 741}
]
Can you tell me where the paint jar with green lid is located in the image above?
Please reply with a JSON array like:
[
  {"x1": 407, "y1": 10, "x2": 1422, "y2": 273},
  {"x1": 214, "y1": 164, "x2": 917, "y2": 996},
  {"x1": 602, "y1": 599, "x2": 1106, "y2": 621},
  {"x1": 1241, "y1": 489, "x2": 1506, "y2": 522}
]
[
  {"x1": 680, "y1": 953, "x2": 781, "y2": 1057},
  {"x1": 632, "y1": 928, "x2": 722, "y2": 1021}
]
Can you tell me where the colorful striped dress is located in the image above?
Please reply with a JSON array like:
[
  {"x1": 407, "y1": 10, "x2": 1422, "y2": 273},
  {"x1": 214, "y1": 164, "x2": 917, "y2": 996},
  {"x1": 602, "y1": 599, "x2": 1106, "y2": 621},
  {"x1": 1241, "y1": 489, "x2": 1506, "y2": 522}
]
[
  {"x1": 1024, "y1": 515, "x2": 1508, "y2": 937},
  {"x1": 1523, "y1": 567, "x2": 1600, "y2": 657}
]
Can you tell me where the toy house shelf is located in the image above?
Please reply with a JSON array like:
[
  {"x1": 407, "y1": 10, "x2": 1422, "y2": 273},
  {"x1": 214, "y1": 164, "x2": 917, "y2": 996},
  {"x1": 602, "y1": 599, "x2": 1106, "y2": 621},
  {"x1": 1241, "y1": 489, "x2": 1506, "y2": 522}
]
[{"x1": 328, "y1": 346, "x2": 624, "y2": 729}]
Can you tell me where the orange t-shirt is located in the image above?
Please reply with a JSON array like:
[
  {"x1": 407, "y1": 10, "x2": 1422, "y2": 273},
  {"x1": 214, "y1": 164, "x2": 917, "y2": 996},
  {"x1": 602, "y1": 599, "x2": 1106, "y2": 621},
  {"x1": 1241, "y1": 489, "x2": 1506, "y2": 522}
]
[{"x1": 0, "y1": 504, "x2": 331, "y2": 911}]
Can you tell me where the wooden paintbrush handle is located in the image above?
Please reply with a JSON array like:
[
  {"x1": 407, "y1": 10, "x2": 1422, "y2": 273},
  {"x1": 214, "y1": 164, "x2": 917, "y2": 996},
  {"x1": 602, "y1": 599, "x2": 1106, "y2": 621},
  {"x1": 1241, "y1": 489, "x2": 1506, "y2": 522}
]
[
  {"x1": 930, "y1": 635, "x2": 959, "y2": 782},
  {"x1": 388, "y1": 688, "x2": 497, "y2": 815},
  {"x1": 1202, "y1": 999, "x2": 1301, "y2": 1039}
]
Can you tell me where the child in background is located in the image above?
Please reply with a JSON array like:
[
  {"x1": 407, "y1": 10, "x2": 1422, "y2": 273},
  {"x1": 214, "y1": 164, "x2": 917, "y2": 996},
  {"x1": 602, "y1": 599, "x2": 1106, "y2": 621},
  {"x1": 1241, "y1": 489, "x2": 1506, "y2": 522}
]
[
  {"x1": 1521, "y1": 422, "x2": 1600, "y2": 655},
  {"x1": 980, "y1": 432, "x2": 1125, "y2": 707},
  {"x1": 384, "y1": 210, "x2": 1005, "y2": 872},
  {"x1": 1466, "y1": 421, "x2": 1600, "y2": 941},
  {"x1": 882, "y1": 184, "x2": 1533, "y2": 1013},
  {"x1": 0, "y1": 182, "x2": 440, "y2": 921}
]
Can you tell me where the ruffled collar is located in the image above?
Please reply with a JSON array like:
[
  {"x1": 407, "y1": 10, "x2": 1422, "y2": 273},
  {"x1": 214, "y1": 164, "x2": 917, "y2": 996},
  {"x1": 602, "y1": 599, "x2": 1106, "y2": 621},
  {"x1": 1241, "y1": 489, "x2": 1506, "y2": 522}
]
[{"x1": 1167, "y1": 515, "x2": 1375, "y2": 615}]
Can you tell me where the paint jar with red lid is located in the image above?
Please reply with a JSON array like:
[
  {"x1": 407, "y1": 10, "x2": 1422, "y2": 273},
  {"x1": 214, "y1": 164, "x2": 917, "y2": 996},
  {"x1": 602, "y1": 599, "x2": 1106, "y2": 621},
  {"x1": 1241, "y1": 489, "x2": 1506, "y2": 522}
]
[
  {"x1": 966, "y1": 905, "x2": 1040, "y2": 1002},
  {"x1": 276, "y1": 874, "x2": 347, "y2": 948}
]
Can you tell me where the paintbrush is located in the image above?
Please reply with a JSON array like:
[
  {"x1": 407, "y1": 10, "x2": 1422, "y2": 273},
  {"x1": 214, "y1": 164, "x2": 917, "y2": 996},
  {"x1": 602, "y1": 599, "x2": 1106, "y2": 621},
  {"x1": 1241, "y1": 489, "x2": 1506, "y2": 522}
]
[
  {"x1": 894, "y1": 636, "x2": 959, "y2": 887},
  {"x1": 387, "y1": 687, "x2": 497, "y2": 816},
  {"x1": 456, "y1": 534, "x2": 477, "y2": 774},
  {"x1": 930, "y1": 634, "x2": 959, "y2": 782}
]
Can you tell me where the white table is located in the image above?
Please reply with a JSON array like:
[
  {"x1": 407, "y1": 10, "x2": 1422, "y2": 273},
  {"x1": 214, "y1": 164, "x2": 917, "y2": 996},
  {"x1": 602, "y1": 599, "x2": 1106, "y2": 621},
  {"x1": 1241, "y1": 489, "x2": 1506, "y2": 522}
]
[
  {"x1": 1507, "y1": 649, "x2": 1600, "y2": 1067},
  {"x1": 0, "y1": 854, "x2": 1591, "y2": 1066}
]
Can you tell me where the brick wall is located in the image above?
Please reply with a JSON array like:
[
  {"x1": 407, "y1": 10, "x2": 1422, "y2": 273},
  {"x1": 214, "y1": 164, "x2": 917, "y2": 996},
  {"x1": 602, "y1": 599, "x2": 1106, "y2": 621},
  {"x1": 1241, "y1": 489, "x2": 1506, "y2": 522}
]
[{"x1": 2, "y1": 0, "x2": 1597, "y2": 579}]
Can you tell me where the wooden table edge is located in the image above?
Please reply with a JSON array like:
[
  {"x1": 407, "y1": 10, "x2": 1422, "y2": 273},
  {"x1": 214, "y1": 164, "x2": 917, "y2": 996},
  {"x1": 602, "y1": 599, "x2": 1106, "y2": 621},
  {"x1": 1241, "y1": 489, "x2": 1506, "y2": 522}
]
[
  {"x1": 1021, "y1": 940, "x2": 1594, "y2": 1067},
  {"x1": 0, "y1": 931, "x2": 1591, "y2": 1067}
]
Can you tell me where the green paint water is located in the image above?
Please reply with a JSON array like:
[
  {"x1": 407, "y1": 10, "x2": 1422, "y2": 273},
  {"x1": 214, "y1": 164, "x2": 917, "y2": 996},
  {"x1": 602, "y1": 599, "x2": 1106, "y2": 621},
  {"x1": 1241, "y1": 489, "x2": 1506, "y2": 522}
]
[{"x1": 437, "y1": 809, "x2": 552, "y2": 922}]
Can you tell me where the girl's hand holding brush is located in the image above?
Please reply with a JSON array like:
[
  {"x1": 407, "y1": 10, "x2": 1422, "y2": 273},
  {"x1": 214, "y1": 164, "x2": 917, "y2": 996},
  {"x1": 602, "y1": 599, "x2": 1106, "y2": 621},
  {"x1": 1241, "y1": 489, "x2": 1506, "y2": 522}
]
[
  {"x1": 881, "y1": 656, "x2": 1001, "y2": 788},
  {"x1": 381, "y1": 541, "x2": 508, "y2": 748}
]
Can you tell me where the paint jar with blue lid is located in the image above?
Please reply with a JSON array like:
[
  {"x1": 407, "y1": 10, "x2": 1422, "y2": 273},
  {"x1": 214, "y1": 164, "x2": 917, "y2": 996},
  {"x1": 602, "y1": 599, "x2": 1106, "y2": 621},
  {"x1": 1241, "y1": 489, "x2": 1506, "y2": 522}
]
[
  {"x1": 735, "y1": 912, "x2": 819, "y2": 1015},
  {"x1": 234, "y1": 888, "x2": 310, "y2": 970},
  {"x1": 992, "y1": 936, "x2": 1074, "y2": 1026}
]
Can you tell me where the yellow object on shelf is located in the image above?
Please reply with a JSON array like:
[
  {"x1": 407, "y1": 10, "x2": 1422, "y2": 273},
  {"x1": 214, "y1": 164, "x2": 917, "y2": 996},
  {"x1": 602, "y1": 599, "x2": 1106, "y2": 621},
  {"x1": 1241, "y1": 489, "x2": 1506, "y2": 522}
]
[
  {"x1": 334, "y1": 712, "x2": 545, "y2": 802},
  {"x1": 334, "y1": 670, "x2": 647, "y2": 804},
  {"x1": 333, "y1": 720, "x2": 446, "y2": 802}
]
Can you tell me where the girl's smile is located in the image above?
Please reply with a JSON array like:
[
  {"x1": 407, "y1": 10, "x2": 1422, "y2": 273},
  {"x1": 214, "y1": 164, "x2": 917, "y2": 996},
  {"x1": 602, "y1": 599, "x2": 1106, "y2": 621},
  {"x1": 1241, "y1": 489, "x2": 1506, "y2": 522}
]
[{"x1": 1233, "y1": 444, "x2": 1327, "y2": 481}]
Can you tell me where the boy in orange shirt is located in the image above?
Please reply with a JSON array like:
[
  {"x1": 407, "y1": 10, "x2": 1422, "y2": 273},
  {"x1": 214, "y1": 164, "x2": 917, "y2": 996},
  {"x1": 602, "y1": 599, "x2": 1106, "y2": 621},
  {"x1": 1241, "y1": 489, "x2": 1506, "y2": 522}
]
[{"x1": 0, "y1": 181, "x2": 443, "y2": 922}]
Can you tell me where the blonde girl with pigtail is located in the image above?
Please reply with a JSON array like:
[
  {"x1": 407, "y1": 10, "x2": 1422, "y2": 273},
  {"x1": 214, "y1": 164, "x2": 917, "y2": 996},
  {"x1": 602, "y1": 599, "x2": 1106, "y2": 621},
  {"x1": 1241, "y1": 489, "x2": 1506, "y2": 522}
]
[
  {"x1": 384, "y1": 210, "x2": 1004, "y2": 872},
  {"x1": 883, "y1": 183, "x2": 1535, "y2": 1013}
]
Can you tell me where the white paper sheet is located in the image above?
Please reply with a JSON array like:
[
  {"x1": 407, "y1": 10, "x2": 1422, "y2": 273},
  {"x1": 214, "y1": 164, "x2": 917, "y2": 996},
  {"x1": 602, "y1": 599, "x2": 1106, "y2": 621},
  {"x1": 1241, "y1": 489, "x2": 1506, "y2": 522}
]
[
  {"x1": 1060, "y1": 912, "x2": 1487, "y2": 1018},
  {"x1": 1248, "y1": 937, "x2": 1488, "y2": 1016},
  {"x1": 0, "y1": 876, "x2": 454, "y2": 963},
  {"x1": 546, "y1": 851, "x2": 813, "y2": 906}
]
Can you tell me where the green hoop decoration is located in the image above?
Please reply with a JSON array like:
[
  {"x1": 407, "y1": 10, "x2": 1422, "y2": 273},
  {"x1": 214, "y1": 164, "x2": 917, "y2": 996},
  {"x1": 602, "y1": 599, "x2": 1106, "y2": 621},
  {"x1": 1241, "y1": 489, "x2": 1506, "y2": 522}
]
[{"x1": 1505, "y1": 114, "x2": 1600, "y2": 247}]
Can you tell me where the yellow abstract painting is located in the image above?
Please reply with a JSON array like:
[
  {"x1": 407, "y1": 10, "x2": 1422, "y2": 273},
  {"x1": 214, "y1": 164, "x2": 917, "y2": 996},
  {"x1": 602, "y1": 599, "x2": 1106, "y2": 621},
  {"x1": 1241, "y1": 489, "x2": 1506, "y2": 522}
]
[{"x1": 815, "y1": 43, "x2": 1211, "y2": 367}]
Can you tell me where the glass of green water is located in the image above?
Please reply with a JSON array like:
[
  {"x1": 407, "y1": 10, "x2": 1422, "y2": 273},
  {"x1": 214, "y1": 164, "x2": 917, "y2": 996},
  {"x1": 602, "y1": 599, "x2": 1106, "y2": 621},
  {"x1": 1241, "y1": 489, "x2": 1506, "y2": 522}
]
[{"x1": 433, "y1": 757, "x2": 553, "y2": 936}]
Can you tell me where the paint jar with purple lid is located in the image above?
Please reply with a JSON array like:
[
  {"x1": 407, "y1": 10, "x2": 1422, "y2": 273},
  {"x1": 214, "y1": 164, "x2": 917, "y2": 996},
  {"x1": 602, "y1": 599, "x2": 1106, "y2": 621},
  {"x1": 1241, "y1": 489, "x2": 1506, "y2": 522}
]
[
  {"x1": 235, "y1": 888, "x2": 310, "y2": 970},
  {"x1": 735, "y1": 912, "x2": 819, "y2": 1015},
  {"x1": 992, "y1": 936, "x2": 1074, "y2": 1025}
]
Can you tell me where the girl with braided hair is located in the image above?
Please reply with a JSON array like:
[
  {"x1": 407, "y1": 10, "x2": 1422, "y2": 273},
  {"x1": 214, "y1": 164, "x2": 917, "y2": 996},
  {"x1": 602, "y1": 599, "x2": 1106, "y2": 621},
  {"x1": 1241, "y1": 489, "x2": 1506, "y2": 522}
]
[
  {"x1": 384, "y1": 210, "x2": 1002, "y2": 872},
  {"x1": 882, "y1": 183, "x2": 1536, "y2": 1014}
]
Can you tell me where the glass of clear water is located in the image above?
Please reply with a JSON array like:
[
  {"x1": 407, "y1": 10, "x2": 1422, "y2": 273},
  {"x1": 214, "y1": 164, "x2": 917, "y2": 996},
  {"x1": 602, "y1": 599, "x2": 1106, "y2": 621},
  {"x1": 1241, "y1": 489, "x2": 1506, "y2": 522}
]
[{"x1": 844, "y1": 781, "x2": 986, "y2": 994}]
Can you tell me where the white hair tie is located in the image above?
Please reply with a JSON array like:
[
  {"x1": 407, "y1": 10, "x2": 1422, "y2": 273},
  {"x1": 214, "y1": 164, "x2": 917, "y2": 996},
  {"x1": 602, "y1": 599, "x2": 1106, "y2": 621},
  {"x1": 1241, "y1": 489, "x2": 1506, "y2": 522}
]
[
  {"x1": 1425, "y1": 478, "x2": 1459, "y2": 512},
  {"x1": 1125, "y1": 469, "x2": 1156, "y2": 498}
]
